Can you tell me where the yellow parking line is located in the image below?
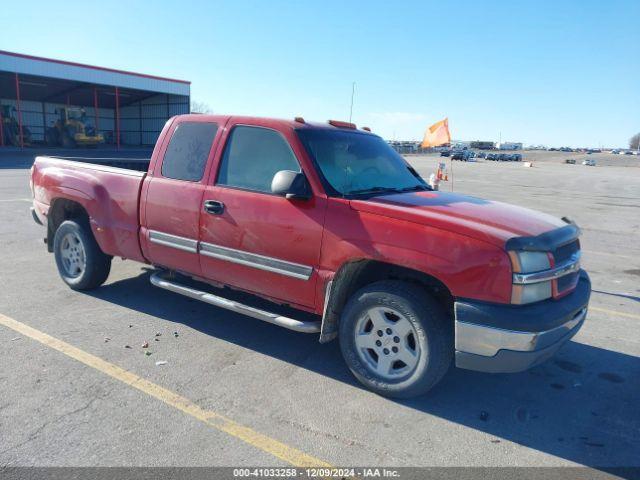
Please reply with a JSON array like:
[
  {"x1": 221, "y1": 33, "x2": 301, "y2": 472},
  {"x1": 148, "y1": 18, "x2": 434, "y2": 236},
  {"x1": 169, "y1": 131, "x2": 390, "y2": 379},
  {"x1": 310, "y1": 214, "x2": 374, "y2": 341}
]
[
  {"x1": 0, "y1": 313, "x2": 331, "y2": 468},
  {"x1": 590, "y1": 307, "x2": 640, "y2": 320}
]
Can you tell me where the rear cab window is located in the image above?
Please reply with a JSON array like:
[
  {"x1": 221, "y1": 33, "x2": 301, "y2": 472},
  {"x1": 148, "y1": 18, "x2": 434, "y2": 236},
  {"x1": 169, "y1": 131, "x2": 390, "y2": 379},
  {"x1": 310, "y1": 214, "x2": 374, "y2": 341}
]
[
  {"x1": 161, "y1": 122, "x2": 219, "y2": 181},
  {"x1": 216, "y1": 126, "x2": 300, "y2": 193}
]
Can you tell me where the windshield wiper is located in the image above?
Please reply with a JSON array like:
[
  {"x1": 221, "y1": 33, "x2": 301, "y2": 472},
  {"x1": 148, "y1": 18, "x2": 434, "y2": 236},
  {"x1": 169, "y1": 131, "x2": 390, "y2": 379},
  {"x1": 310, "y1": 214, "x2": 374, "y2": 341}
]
[
  {"x1": 397, "y1": 184, "x2": 430, "y2": 192},
  {"x1": 347, "y1": 184, "x2": 430, "y2": 197},
  {"x1": 346, "y1": 186, "x2": 401, "y2": 196}
]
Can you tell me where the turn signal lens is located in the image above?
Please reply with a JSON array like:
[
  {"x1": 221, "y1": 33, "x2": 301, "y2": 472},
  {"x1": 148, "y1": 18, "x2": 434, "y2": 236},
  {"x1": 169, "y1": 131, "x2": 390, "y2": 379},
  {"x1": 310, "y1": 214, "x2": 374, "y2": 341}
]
[{"x1": 512, "y1": 282, "x2": 552, "y2": 304}]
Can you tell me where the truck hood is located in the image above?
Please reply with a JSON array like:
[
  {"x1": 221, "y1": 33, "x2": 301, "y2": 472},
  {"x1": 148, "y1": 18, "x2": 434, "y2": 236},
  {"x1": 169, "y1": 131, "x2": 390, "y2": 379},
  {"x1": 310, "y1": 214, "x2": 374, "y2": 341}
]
[{"x1": 350, "y1": 190, "x2": 566, "y2": 248}]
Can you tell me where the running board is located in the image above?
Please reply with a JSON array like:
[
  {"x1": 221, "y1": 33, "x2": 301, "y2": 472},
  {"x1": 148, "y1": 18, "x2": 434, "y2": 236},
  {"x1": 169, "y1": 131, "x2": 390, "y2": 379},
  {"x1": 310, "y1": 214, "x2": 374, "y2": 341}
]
[{"x1": 150, "y1": 271, "x2": 321, "y2": 334}]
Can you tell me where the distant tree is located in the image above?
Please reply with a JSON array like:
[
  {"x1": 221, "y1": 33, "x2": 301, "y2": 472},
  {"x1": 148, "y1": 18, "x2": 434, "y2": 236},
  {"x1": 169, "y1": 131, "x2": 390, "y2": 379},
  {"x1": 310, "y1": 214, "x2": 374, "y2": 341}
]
[
  {"x1": 630, "y1": 132, "x2": 640, "y2": 150},
  {"x1": 190, "y1": 100, "x2": 213, "y2": 114}
]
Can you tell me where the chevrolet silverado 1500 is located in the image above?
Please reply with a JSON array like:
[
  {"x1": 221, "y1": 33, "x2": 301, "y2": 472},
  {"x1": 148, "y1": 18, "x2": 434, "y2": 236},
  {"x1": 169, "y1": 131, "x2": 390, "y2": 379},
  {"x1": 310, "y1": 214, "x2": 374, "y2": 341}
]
[{"x1": 30, "y1": 115, "x2": 590, "y2": 398}]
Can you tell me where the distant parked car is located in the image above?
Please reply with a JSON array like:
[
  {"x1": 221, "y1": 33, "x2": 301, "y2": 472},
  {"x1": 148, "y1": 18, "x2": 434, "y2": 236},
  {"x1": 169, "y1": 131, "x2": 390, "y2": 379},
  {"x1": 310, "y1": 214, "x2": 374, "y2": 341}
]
[
  {"x1": 486, "y1": 153, "x2": 497, "y2": 160},
  {"x1": 497, "y1": 153, "x2": 509, "y2": 161},
  {"x1": 440, "y1": 150, "x2": 450, "y2": 157},
  {"x1": 565, "y1": 159, "x2": 576, "y2": 164},
  {"x1": 624, "y1": 150, "x2": 634, "y2": 155},
  {"x1": 451, "y1": 150, "x2": 465, "y2": 160},
  {"x1": 451, "y1": 150, "x2": 476, "y2": 161},
  {"x1": 476, "y1": 151, "x2": 486, "y2": 159},
  {"x1": 511, "y1": 153, "x2": 522, "y2": 161},
  {"x1": 583, "y1": 159, "x2": 596, "y2": 166}
]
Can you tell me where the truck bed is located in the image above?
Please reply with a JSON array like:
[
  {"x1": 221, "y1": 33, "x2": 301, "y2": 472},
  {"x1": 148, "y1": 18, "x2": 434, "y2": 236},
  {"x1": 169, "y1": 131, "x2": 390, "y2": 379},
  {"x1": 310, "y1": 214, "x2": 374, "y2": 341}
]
[
  {"x1": 31, "y1": 155, "x2": 149, "y2": 263},
  {"x1": 42, "y1": 155, "x2": 151, "y2": 172}
]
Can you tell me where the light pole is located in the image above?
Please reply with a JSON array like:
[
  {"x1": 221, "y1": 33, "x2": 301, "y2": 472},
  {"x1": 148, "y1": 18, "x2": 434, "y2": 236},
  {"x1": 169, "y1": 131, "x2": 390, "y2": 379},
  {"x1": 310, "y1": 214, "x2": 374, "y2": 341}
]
[{"x1": 349, "y1": 82, "x2": 355, "y2": 123}]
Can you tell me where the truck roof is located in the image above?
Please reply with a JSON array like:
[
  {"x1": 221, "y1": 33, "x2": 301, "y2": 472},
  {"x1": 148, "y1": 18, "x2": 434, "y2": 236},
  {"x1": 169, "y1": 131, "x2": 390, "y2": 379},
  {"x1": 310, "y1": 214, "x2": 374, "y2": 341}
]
[{"x1": 175, "y1": 114, "x2": 375, "y2": 134}]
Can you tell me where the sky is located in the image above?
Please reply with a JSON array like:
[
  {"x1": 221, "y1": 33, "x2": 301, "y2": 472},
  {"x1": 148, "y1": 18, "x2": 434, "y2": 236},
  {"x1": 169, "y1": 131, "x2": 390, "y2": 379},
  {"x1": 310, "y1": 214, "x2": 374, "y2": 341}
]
[{"x1": 2, "y1": 0, "x2": 639, "y2": 147}]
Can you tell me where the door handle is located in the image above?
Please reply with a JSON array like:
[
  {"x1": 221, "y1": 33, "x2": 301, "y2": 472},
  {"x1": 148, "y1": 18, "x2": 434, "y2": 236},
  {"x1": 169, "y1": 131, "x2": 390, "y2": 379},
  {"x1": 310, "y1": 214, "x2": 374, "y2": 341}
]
[{"x1": 204, "y1": 199, "x2": 225, "y2": 215}]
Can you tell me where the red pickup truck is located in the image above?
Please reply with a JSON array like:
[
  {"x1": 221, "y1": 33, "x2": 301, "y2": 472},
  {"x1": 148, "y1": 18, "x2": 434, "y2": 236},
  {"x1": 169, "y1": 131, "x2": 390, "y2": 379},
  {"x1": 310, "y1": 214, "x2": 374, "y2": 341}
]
[{"x1": 30, "y1": 114, "x2": 590, "y2": 398}]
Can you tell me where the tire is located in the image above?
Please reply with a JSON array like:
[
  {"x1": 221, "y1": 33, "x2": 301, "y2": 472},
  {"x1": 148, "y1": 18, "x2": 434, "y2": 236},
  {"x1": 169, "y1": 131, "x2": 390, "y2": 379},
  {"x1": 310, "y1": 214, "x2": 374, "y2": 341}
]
[
  {"x1": 22, "y1": 126, "x2": 32, "y2": 144},
  {"x1": 61, "y1": 134, "x2": 76, "y2": 148},
  {"x1": 53, "y1": 219, "x2": 111, "y2": 290},
  {"x1": 5, "y1": 126, "x2": 18, "y2": 147},
  {"x1": 339, "y1": 281, "x2": 453, "y2": 398},
  {"x1": 45, "y1": 128, "x2": 58, "y2": 146}
]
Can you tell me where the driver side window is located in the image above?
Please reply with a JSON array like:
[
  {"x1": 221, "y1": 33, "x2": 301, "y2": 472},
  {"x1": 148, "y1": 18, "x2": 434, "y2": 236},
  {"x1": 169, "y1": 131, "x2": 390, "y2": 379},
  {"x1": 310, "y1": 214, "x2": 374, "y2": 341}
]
[{"x1": 217, "y1": 126, "x2": 300, "y2": 193}]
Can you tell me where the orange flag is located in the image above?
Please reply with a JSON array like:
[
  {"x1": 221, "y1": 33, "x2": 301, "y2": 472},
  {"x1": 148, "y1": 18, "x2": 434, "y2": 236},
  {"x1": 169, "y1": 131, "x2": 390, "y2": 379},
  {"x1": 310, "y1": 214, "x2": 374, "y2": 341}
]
[{"x1": 421, "y1": 117, "x2": 451, "y2": 148}]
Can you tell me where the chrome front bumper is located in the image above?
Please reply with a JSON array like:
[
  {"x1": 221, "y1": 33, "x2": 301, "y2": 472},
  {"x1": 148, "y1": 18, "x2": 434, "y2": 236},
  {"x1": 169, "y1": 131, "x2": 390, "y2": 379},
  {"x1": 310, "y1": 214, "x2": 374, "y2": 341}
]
[{"x1": 454, "y1": 271, "x2": 590, "y2": 373}]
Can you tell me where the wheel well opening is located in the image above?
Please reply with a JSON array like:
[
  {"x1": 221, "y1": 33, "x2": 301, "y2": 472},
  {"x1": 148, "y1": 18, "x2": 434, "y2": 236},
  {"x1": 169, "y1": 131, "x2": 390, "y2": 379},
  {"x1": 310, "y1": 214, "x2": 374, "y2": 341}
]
[
  {"x1": 322, "y1": 259, "x2": 454, "y2": 342},
  {"x1": 47, "y1": 199, "x2": 90, "y2": 252}
]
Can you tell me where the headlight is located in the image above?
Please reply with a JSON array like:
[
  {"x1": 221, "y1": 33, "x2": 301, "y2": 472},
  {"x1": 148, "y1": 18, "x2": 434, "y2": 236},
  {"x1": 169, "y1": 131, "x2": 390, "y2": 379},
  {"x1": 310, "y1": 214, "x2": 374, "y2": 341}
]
[
  {"x1": 509, "y1": 251, "x2": 553, "y2": 304},
  {"x1": 509, "y1": 251, "x2": 550, "y2": 273}
]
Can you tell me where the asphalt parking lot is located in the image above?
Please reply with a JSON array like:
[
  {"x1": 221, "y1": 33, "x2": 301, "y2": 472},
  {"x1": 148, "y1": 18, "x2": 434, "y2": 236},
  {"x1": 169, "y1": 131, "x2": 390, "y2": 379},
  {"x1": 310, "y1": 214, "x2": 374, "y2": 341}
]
[{"x1": 0, "y1": 149, "x2": 638, "y2": 472}]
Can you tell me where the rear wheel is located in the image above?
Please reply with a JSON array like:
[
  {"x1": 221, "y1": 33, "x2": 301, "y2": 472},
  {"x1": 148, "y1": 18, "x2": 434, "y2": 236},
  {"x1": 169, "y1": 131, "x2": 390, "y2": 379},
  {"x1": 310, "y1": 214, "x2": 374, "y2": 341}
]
[
  {"x1": 45, "y1": 128, "x2": 58, "y2": 146},
  {"x1": 53, "y1": 220, "x2": 111, "y2": 290},
  {"x1": 5, "y1": 125, "x2": 18, "y2": 146},
  {"x1": 61, "y1": 133, "x2": 76, "y2": 148},
  {"x1": 339, "y1": 281, "x2": 452, "y2": 398}
]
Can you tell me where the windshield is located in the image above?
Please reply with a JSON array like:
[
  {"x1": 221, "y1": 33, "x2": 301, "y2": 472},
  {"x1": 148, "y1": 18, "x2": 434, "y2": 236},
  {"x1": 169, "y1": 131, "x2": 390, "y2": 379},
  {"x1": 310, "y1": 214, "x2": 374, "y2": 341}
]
[
  {"x1": 67, "y1": 109, "x2": 84, "y2": 120},
  {"x1": 297, "y1": 129, "x2": 428, "y2": 197}
]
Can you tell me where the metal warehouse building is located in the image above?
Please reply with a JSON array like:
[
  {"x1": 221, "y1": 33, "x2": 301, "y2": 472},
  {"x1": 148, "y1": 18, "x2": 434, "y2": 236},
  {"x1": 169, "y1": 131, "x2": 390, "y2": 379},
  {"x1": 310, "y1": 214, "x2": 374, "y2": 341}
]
[{"x1": 0, "y1": 50, "x2": 190, "y2": 148}]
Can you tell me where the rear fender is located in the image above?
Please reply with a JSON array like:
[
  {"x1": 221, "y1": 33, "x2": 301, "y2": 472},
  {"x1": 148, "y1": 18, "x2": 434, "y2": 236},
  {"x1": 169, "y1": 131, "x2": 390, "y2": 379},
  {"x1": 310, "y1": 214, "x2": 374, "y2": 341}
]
[{"x1": 35, "y1": 161, "x2": 145, "y2": 262}]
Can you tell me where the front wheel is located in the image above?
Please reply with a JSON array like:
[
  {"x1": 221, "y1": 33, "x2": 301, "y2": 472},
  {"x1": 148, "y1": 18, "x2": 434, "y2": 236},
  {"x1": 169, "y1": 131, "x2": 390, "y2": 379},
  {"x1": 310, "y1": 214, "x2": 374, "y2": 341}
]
[
  {"x1": 61, "y1": 132, "x2": 76, "y2": 148},
  {"x1": 339, "y1": 281, "x2": 453, "y2": 398},
  {"x1": 53, "y1": 220, "x2": 111, "y2": 290}
]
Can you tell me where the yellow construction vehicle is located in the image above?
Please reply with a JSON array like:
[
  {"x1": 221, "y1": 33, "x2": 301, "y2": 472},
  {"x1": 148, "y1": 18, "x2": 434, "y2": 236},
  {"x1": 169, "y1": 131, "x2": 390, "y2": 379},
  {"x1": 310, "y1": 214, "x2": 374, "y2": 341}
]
[
  {"x1": 45, "y1": 107, "x2": 103, "y2": 148},
  {"x1": 1, "y1": 105, "x2": 32, "y2": 146}
]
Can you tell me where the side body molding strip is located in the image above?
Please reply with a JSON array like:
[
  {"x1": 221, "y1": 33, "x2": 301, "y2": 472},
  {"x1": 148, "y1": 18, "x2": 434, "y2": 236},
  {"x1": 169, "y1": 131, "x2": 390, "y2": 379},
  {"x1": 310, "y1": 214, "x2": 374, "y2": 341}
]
[
  {"x1": 149, "y1": 230, "x2": 198, "y2": 253},
  {"x1": 147, "y1": 230, "x2": 313, "y2": 281},
  {"x1": 199, "y1": 242, "x2": 313, "y2": 280}
]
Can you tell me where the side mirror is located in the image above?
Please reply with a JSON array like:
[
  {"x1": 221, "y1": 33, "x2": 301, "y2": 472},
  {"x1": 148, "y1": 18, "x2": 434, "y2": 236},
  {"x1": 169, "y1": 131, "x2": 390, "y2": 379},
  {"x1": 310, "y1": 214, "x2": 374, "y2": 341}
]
[{"x1": 271, "y1": 170, "x2": 311, "y2": 200}]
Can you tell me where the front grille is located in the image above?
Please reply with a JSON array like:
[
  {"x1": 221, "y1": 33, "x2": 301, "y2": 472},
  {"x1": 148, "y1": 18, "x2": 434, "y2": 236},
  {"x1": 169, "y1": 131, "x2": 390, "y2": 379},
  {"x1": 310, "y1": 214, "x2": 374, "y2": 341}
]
[
  {"x1": 553, "y1": 239, "x2": 580, "y2": 296},
  {"x1": 553, "y1": 239, "x2": 580, "y2": 264}
]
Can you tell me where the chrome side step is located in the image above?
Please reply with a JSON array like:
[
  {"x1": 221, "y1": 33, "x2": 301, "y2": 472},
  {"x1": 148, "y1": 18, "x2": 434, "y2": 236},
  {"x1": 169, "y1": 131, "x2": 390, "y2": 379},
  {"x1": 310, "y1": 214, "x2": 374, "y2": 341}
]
[{"x1": 150, "y1": 271, "x2": 321, "y2": 334}]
